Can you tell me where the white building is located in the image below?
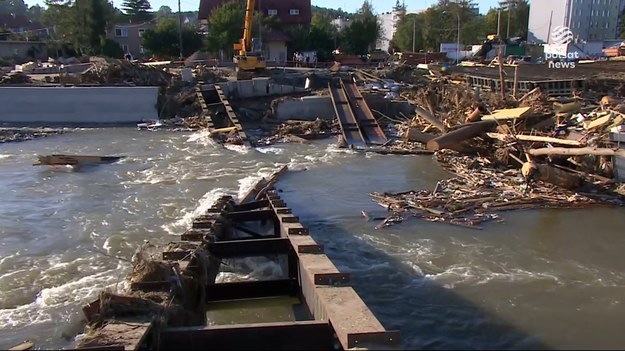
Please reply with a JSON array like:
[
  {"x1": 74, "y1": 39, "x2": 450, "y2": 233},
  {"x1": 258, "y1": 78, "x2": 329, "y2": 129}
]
[
  {"x1": 332, "y1": 16, "x2": 351, "y2": 31},
  {"x1": 376, "y1": 8, "x2": 425, "y2": 51},
  {"x1": 528, "y1": 0, "x2": 625, "y2": 44}
]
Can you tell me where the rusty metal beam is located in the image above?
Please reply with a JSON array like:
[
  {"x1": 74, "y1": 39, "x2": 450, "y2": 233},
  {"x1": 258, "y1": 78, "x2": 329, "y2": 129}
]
[
  {"x1": 208, "y1": 237, "x2": 290, "y2": 258},
  {"x1": 206, "y1": 279, "x2": 298, "y2": 302},
  {"x1": 231, "y1": 223, "x2": 266, "y2": 238},
  {"x1": 159, "y1": 321, "x2": 334, "y2": 350}
]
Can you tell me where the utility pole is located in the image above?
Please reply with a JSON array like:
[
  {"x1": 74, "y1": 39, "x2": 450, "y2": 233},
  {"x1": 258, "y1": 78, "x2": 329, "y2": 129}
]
[
  {"x1": 506, "y1": 2, "x2": 512, "y2": 38},
  {"x1": 412, "y1": 17, "x2": 416, "y2": 52},
  {"x1": 497, "y1": 9, "x2": 501, "y2": 37},
  {"x1": 178, "y1": 0, "x2": 184, "y2": 59}
]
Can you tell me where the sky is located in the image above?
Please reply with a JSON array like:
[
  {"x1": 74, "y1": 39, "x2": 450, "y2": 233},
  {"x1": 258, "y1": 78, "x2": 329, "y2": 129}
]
[{"x1": 26, "y1": 0, "x2": 503, "y2": 15}]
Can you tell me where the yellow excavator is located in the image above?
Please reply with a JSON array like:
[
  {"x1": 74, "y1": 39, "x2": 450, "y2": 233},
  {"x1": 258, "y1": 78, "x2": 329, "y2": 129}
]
[{"x1": 233, "y1": 0, "x2": 267, "y2": 80}]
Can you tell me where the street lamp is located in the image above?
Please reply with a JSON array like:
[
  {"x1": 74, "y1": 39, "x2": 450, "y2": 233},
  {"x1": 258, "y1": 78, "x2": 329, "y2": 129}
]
[{"x1": 443, "y1": 10, "x2": 460, "y2": 64}]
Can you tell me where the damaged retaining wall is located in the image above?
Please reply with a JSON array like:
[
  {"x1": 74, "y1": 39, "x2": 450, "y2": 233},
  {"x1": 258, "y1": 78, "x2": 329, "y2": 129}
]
[
  {"x1": 203, "y1": 78, "x2": 306, "y2": 100},
  {"x1": 0, "y1": 86, "x2": 158, "y2": 124},
  {"x1": 273, "y1": 93, "x2": 414, "y2": 121}
]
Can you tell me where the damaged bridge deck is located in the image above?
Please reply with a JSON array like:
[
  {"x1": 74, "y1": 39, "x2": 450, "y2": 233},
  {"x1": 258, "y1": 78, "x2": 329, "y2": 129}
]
[
  {"x1": 329, "y1": 79, "x2": 387, "y2": 148},
  {"x1": 77, "y1": 166, "x2": 399, "y2": 351}
]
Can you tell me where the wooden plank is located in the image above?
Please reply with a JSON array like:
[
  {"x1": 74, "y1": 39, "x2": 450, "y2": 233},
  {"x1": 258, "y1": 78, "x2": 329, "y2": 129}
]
[
  {"x1": 486, "y1": 132, "x2": 583, "y2": 146},
  {"x1": 79, "y1": 322, "x2": 151, "y2": 351},
  {"x1": 481, "y1": 107, "x2": 532, "y2": 121}
]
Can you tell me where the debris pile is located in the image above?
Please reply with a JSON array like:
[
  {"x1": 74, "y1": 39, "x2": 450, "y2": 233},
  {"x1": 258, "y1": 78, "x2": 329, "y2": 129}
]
[
  {"x1": 369, "y1": 150, "x2": 622, "y2": 229},
  {"x1": 256, "y1": 118, "x2": 336, "y2": 145},
  {"x1": 193, "y1": 65, "x2": 229, "y2": 84},
  {"x1": 0, "y1": 128, "x2": 63, "y2": 143},
  {"x1": 0, "y1": 71, "x2": 32, "y2": 85},
  {"x1": 81, "y1": 58, "x2": 173, "y2": 86}
]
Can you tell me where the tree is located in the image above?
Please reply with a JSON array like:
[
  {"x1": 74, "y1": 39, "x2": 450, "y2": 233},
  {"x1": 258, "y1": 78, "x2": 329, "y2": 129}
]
[
  {"x1": 27, "y1": 4, "x2": 44, "y2": 22},
  {"x1": 42, "y1": 0, "x2": 116, "y2": 56},
  {"x1": 205, "y1": 1, "x2": 245, "y2": 57},
  {"x1": 0, "y1": 0, "x2": 28, "y2": 16},
  {"x1": 309, "y1": 12, "x2": 338, "y2": 61},
  {"x1": 340, "y1": 0, "x2": 381, "y2": 54},
  {"x1": 122, "y1": 0, "x2": 152, "y2": 22},
  {"x1": 142, "y1": 18, "x2": 203, "y2": 57},
  {"x1": 156, "y1": 5, "x2": 172, "y2": 18},
  {"x1": 392, "y1": 13, "x2": 424, "y2": 52}
]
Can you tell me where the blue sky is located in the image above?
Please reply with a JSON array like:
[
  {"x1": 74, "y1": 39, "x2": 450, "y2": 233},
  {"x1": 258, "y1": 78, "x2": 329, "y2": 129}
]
[{"x1": 26, "y1": 0, "x2": 502, "y2": 14}]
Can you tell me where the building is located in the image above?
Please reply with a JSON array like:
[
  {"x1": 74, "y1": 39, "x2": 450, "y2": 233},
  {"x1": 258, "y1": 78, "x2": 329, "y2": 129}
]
[
  {"x1": 528, "y1": 0, "x2": 625, "y2": 44},
  {"x1": 376, "y1": 8, "x2": 424, "y2": 51},
  {"x1": 331, "y1": 16, "x2": 351, "y2": 31},
  {"x1": 107, "y1": 22, "x2": 156, "y2": 59},
  {"x1": 199, "y1": 0, "x2": 312, "y2": 29},
  {"x1": 198, "y1": 0, "x2": 311, "y2": 62}
]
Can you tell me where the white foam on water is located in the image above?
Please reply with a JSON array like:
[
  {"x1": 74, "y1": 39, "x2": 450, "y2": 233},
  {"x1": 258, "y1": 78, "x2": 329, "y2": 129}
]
[
  {"x1": 0, "y1": 154, "x2": 13, "y2": 160},
  {"x1": 162, "y1": 188, "x2": 231, "y2": 235},
  {"x1": 186, "y1": 130, "x2": 219, "y2": 147},
  {"x1": 256, "y1": 146, "x2": 284, "y2": 155},
  {"x1": 0, "y1": 262, "x2": 127, "y2": 329},
  {"x1": 224, "y1": 144, "x2": 251, "y2": 154}
]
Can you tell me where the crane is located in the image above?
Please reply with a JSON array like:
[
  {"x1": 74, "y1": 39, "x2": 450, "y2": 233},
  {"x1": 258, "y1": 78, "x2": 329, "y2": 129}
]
[{"x1": 233, "y1": 0, "x2": 267, "y2": 80}]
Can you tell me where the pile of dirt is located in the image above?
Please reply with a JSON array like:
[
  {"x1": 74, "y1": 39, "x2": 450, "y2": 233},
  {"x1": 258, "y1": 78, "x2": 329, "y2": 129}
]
[{"x1": 81, "y1": 58, "x2": 173, "y2": 86}]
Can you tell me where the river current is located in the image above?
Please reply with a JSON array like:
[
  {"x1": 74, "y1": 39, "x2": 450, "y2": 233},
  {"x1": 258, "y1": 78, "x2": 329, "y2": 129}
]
[{"x1": 1, "y1": 128, "x2": 625, "y2": 349}]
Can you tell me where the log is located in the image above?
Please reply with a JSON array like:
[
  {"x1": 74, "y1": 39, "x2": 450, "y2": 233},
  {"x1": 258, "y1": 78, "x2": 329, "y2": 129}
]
[
  {"x1": 427, "y1": 120, "x2": 496, "y2": 152},
  {"x1": 529, "y1": 147, "x2": 625, "y2": 157},
  {"x1": 486, "y1": 132, "x2": 583, "y2": 146},
  {"x1": 465, "y1": 107, "x2": 481, "y2": 123},
  {"x1": 414, "y1": 104, "x2": 446, "y2": 133},
  {"x1": 553, "y1": 101, "x2": 581, "y2": 114},
  {"x1": 518, "y1": 87, "x2": 541, "y2": 103},
  {"x1": 403, "y1": 128, "x2": 436, "y2": 143},
  {"x1": 536, "y1": 164, "x2": 582, "y2": 190}
]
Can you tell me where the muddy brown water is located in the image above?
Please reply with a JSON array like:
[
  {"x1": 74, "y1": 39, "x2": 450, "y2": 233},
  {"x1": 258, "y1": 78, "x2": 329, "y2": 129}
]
[{"x1": 1, "y1": 128, "x2": 625, "y2": 349}]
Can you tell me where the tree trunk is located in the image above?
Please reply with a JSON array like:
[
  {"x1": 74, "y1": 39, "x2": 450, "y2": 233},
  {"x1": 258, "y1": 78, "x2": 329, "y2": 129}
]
[{"x1": 427, "y1": 120, "x2": 496, "y2": 151}]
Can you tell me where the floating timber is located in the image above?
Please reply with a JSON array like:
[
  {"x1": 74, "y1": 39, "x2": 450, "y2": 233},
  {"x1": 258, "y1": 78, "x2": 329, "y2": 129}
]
[
  {"x1": 33, "y1": 155, "x2": 125, "y2": 166},
  {"x1": 77, "y1": 165, "x2": 399, "y2": 350}
]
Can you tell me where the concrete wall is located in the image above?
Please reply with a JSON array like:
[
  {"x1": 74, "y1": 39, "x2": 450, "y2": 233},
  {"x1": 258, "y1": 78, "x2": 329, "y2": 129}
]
[
  {"x1": 272, "y1": 93, "x2": 413, "y2": 121},
  {"x1": 0, "y1": 86, "x2": 158, "y2": 125},
  {"x1": 274, "y1": 96, "x2": 334, "y2": 121},
  {"x1": 213, "y1": 78, "x2": 306, "y2": 99}
]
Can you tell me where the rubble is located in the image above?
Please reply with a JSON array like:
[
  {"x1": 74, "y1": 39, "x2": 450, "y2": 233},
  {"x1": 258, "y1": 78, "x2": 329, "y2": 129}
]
[
  {"x1": 0, "y1": 128, "x2": 64, "y2": 143},
  {"x1": 369, "y1": 150, "x2": 624, "y2": 230},
  {"x1": 255, "y1": 118, "x2": 337, "y2": 146},
  {"x1": 0, "y1": 71, "x2": 32, "y2": 85},
  {"x1": 80, "y1": 58, "x2": 173, "y2": 86},
  {"x1": 192, "y1": 65, "x2": 230, "y2": 84}
]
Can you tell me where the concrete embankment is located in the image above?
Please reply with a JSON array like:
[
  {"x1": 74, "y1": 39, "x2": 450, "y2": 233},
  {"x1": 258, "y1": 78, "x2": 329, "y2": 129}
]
[{"x1": 0, "y1": 86, "x2": 159, "y2": 125}]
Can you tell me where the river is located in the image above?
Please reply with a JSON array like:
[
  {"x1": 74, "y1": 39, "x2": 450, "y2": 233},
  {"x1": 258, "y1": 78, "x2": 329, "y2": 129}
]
[{"x1": 1, "y1": 128, "x2": 625, "y2": 350}]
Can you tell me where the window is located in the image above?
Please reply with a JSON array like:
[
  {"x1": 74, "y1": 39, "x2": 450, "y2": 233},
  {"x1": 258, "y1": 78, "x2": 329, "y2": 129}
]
[
  {"x1": 138, "y1": 29, "x2": 145, "y2": 37},
  {"x1": 122, "y1": 44, "x2": 129, "y2": 52},
  {"x1": 268, "y1": 9, "x2": 277, "y2": 16},
  {"x1": 140, "y1": 46, "x2": 145, "y2": 54},
  {"x1": 115, "y1": 27, "x2": 128, "y2": 37},
  {"x1": 290, "y1": 9, "x2": 299, "y2": 15},
  {"x1": 605, "y1": 22, "x2": 610, "y2": 28}
]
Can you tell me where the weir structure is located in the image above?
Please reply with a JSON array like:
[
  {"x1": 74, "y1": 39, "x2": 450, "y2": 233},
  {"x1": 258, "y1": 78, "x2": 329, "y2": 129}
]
[{"x1": 75, "y1": 166, "x2": 399, "y2": 351}]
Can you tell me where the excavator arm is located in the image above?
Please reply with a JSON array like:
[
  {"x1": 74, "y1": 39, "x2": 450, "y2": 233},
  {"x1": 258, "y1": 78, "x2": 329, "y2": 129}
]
[
  {"x1": 233, "y1": 0, "x2": 255, "y2": 55},
  {"x1": 233, "y1": 0, "x2": 267, "y2": 80}
]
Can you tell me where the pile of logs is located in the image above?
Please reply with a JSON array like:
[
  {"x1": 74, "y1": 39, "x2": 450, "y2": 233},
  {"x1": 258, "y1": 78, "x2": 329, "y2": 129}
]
[
  {"x1": 81, "y1": 59, "x2": 173, "y2": 86},
  {"x1": 369, "y1": 151, "x2": 623, "y2": 230}
]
